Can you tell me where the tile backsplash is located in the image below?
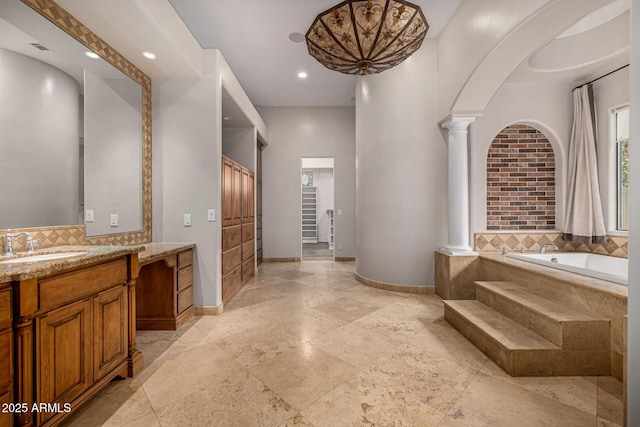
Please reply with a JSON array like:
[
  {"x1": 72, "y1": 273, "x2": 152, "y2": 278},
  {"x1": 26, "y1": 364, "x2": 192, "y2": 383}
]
[
  {"x1": 0, "y1": 225, "x2": 86, "y2": 253},
  {"x1": 474, "y1": 232, "x2": 628, "y2": 259}
]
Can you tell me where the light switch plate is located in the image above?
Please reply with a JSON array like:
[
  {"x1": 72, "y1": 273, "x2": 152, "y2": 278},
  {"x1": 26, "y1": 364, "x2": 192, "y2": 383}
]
[
  {"x1": 85, "y1": 210, "x2": 94, "y2": 222},
  {"x1": 338, "y1": 209, "x2": 343, "y2": 216},
  {"x1": 184, "y1": 213, "x2": 192, "y2": 227},
  {"x1": 110, "y1": 214, "x2": 118, "y2": 227},
  {"x1": 208, "y1": 209, "x2": 215, "y2": 221}
]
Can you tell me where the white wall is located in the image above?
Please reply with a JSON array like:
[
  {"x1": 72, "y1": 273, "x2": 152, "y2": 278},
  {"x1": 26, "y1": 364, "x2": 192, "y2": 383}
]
[
  {"x1": 222, "y1": 127, "x2": 256, "y2": 172},
  {"x1": 258, "y1": 107, "x2": 355, "y2": 259},
  {"x1": 153, "y1": 50, "x2": 222, "y2": 308},
  {"x1": 592, "y1": 67, "x2": 630, "y2": 232},
  {"x1": 469, "y1": 82, "x2": 573, "y2": 235},
  {"x1": 0, "y1": 49, "x2": 80, "y2": 228},
  {"x1": 84, "y1": 70, "x2": 142, "y2": 236},
  {"x1": 626, "y1": 0, "x2": 639, "y2": 422},
  {"x1": 356, "y1": 41, "x2": 445, "y2": 287}
]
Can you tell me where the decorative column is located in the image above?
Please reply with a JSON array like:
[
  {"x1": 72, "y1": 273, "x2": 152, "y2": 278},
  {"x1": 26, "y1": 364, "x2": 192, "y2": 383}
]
[{"x1": 440, "y1": 117, "x2": 476, "y2": 254}]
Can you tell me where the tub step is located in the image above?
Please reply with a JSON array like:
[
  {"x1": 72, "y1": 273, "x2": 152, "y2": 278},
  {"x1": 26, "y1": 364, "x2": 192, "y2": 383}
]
[
  {"x1": 444, "y1": 300, "x2": 610, "y2": 376},
  {"x1": 475, "y1": 281, "x2": 610, "y2": 350}
]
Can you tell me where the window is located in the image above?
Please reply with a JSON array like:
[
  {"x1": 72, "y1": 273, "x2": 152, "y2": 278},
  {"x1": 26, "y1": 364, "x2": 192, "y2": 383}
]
[{"x1": 614, "y1": 106, "x2": 630, "y2": 231}]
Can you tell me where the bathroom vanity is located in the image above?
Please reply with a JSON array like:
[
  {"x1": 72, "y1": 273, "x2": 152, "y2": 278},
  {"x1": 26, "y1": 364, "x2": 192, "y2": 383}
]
[
  {"x1": 0, "y1": 246, "x2": 143, "y2": 426},
  {"x1": 136, "y1": 243, "x2": 196, "y2": 330}
]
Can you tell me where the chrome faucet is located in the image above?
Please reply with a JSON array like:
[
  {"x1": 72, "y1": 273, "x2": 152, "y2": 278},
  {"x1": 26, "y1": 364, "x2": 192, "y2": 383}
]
[
  {"x1": 539, "y1": 242, "x2": 559, "y2": 254},
  {"x1": 2, "y1": 230, "x2": 39, "y2": 256}
]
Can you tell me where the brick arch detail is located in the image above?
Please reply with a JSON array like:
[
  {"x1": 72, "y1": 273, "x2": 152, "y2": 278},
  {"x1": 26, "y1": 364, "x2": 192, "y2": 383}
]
[{"x1": 486, "y1": 124, "x2": 556, "y2": 230}]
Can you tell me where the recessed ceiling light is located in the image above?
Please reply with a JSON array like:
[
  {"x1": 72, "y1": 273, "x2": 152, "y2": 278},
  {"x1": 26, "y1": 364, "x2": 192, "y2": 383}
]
[
  {"x1": 141, "y1": 51, "x2": 157, "y2": 60},
  {"x1": 85, "y1": 51, "x2": 100, "y2": 59},
  {"x1": 289, "y1": 32, "x2": 305, "y2": 43},
  {"x1": 298, "y1": 71, "x2": 308, "y2": 79},
  {"x1": 223, "y1": 116, "x2": 232, "y2": 121}
]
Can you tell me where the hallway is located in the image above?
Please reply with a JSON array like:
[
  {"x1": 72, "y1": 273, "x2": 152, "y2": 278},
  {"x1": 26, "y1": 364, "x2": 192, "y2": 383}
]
[{"x1": 64, "y1": 262, "x2": 623, "y2": 426}]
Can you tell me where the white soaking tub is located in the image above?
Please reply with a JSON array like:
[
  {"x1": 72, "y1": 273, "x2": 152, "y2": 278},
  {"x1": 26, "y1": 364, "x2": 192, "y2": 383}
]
[{"x1": 505, "y1": 252, "x2": 628, "y2": 285}]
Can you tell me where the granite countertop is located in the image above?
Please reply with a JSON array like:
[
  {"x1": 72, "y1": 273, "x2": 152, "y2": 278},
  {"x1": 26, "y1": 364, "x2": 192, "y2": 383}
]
[
  {"x1": 137, "y1": 242, "x2": 196, "y2": 265},
  {"x1": 0, "y1": 245, "x2": 143, "y2": 282}
]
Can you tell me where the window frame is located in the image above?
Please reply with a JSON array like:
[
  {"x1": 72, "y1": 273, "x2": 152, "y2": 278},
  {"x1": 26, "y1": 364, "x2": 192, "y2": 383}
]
[{"x1": 612, "y1": 105, "x2": 630, "y2": 232}]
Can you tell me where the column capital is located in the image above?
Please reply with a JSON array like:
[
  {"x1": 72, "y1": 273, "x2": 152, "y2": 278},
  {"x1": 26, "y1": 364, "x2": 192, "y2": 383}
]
[{"x1": 439, "y1": 116, "x2": 476, "y2": 133}]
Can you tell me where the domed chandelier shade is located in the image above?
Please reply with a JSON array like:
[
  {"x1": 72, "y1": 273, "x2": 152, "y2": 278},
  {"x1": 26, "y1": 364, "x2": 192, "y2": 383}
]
[{"x1": 306, "y1": 0, "x2": 428, "y2": 75}]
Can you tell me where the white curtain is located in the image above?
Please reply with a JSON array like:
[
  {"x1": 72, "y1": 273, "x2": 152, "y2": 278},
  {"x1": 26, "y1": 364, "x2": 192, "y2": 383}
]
[{"x1": 563, "y1": 84, "x2": 606, "y2": 244}]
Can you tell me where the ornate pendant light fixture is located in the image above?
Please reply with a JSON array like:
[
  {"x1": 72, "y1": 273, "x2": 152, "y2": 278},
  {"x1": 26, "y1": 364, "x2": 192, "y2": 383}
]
[{"x1": 306, "y1": 0, "x2": 428, "y2": 75}]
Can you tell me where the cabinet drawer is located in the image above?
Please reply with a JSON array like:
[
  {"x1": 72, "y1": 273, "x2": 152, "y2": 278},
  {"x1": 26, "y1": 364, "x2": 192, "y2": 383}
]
[
  {"x1": 39, "y1": 259, "x2": 127, "y2": 310},
  {"x1": 242, "y1": 223, "x2": 254, "y2": 242},
  {"x1": 242, "y1": 257, "x2": 255, "y2": 282},
  {"x1": 177, "y1": 286, "x2": 194, "y2": 314},
  {"x1": 177, "y1": 266, "x2": 193, "y2": 292},
  {"x1": 0, "y1": 289, "x2": 10, "y2": 323},
  {"x1": 223, "y1": 225, "x2": 242, "y2": 251},
  {"x1": 177, "y1": 250, "x2": 193, "y2": 269},
  {"x1": 222, "y1": 266, "x2": 242, "y2": 299},
  {"x1": 242, "y1": 240, "x2": 254, "y2": 262},
  {"x1": 222, "y1": 246, "x2": 242, "y2": 275}
]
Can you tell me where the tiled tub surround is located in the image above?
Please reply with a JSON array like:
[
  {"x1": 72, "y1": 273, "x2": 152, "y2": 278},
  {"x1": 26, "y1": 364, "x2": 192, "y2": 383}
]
[
  {"x1": 506, "y1": 252, "x2": 627, "y2": 285},
  {"x1": 486, "y1": 124, "x2": 556, "y2": 231},
  {"x1": 475, "y1": 231, "x2": 629, "y2": 259},
  {"x1": 434, "y1": 251, "x2": 627, "y2": 381}
]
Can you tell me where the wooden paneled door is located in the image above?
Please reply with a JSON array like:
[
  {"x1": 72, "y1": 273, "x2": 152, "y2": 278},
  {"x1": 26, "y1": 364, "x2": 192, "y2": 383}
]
[
  {"x1": 37, "y1": 298, "x2": 92, "y2": 424},
  {"x1": 222, "y1": 155, "x2": 256, "y2": 304},
  {"x1": 222, "y1": 158, "x2": 243, "y2": 227},
  {"x1": 93, "y1": 285, "x2": 128, "y2": 381}
]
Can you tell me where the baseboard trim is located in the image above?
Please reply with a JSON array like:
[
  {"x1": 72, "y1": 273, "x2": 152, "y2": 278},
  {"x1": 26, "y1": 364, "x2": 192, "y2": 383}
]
[
  {"x1": 262, "y1": 258, "x2": 301, "y2": 262},
  {"x1": 354, "y1": 272, "x2": 435, "y2": 294},
  {"x1": 195, "y1": 304, "x2": 224, "y2": 315},
  {"x1": 335, "y1": 257, "x2": 356, "y2": 262}
]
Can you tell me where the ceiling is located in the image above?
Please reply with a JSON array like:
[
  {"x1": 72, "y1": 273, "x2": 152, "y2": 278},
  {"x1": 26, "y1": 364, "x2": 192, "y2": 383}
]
[
  {"x1": 507, "y1": 0, "x2": 630, "y2": 87},
  {"x1": 168, "y1": 0, "x2": 463, "y2": 108}
]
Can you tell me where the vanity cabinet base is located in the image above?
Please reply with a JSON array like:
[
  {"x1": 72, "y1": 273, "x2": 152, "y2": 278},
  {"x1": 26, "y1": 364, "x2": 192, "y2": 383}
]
[
  {"x1": 11, "y1": 253, "x2": 141, "y2": 427},
  {"x1": 136, "y1": 249, "x2": 195, "y2": 330}
]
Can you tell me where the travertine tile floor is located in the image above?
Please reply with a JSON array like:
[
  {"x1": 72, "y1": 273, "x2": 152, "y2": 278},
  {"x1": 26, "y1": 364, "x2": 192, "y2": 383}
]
[{"x1": 63, "y1": 261, "x2": 624, "y2": 427}]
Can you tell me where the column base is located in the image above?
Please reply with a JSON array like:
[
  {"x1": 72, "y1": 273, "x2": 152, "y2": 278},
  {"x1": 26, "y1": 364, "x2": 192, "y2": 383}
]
[{"x1": 439, "y1": 247, "x2": 478, "y2": 256}]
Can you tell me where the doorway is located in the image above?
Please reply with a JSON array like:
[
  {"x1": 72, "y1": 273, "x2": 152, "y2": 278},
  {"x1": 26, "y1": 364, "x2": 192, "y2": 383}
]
[{"x1": 301, "y1": 157, "x2": 334, "y2": 261}]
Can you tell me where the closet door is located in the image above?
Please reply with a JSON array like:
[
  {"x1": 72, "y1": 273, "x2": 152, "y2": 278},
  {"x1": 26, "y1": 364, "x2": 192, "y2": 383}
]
[
  {"x1": 231, "y1": 163, "x2": 243, "y2": 226},
  {"x1": 222, "y1": 158, "x2": 234, "y2": 228},
  {"x1": 242, "y1": 170, "x2": 255, "y2": 224}
]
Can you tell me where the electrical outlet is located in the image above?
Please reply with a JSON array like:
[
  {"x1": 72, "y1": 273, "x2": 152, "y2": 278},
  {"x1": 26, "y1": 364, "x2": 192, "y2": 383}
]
[
  {"x1": 184, "y1": 214, "x2": 192, "y2": 227},
  {"x1": 110, "y1": 214, "x2": 118, "y2": 227},
  {"x1": 338, "y1": 209, "x2": 343, "y2": 216},
  {"x1": 337, "y1": 244, "x2": 342, "y2": 251},
  {"x1": 85, "y1": 210, "x2": 94, "y2": 222}
]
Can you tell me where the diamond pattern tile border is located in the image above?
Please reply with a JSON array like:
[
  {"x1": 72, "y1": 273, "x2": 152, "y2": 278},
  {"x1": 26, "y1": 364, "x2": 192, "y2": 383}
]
[{"x1": 474, "y1": 232, "x2": 628, "y2": 259}]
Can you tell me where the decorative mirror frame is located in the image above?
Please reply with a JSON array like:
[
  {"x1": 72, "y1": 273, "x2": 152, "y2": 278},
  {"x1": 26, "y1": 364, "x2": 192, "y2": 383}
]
[{"x1": 21, "y1": 0, "x2": 152, "y2": 245}]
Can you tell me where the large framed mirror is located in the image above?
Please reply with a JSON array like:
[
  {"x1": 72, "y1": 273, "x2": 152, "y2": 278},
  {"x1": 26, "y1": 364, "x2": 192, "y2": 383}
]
[{"x1": 0, "y1": 0, "x2": 151, "y2": 245}]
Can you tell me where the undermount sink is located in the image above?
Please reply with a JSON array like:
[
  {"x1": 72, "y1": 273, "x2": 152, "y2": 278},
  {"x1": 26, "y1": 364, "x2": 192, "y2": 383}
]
[{"x1": 0, "y1": 252, "x2": 88, "y2": 264}]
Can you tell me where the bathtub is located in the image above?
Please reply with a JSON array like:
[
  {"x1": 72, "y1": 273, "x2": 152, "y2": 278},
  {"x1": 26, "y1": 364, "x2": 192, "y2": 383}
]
[{"x1": 505, "y1": 252, "x2": 628, "y2": 285}]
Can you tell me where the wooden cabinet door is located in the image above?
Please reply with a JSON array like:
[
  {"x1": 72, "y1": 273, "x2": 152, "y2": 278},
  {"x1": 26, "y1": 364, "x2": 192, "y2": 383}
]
[
  {"x1": 232, "y1": 163, "x2": 243, "y2": 225},
  {"x1": 222, "y1": 158, "x2": 234, "y2": 227},
  {"x1": 0, "y1": 328, "x2": 12, "y2": 427},
  {"x1": 93, "y1": 285, "x2": 128, "y2": 381},
  {"x1": 242, "y1": 170, "x2": 255, "y2": 223},
  {"x1": 38, "y1": 298, "x2": 92, "y2": 423}
]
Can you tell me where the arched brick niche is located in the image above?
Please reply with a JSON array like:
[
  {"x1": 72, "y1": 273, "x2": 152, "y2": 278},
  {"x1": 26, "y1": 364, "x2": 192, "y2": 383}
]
[{"x1": 486, "y1": 124, "x2": 556, "y2": 230}]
